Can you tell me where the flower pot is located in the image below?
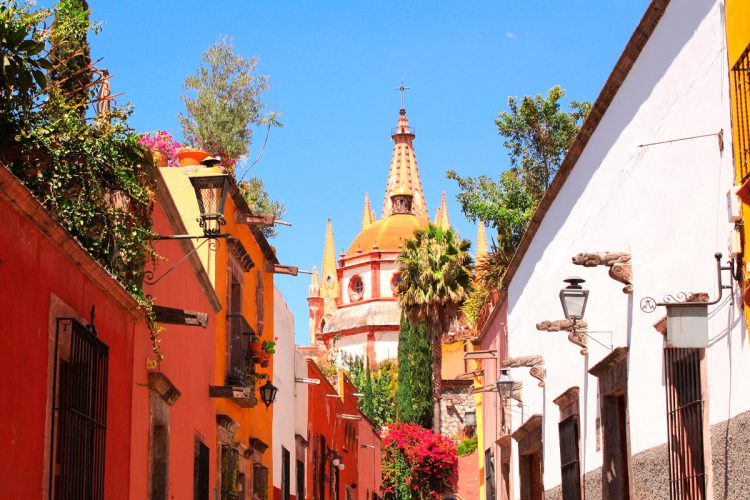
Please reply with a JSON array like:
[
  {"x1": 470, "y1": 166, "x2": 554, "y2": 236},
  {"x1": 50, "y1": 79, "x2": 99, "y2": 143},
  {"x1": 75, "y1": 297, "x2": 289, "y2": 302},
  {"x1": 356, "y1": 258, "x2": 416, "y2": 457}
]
[
  {"x1": 249, "y1": 341, "x2": 262, "y2": 359},
  {"x1": 259, "y1": 352, "x2": 270, "y2": 368},
  {"x1": 151, "y1": 149, "x2": 168, "y2": 168},
  {"x1": 177, "y1": 149, "x2": 210, "y2": 167}
]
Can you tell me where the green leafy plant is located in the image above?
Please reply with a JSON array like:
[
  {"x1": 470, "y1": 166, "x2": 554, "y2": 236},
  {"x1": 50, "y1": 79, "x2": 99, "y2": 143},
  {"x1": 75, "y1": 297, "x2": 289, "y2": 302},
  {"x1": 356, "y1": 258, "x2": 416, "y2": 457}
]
[
  {"x1": 397, "y1": 225, "x2": 473, "y2": 433},
  {"x1": 1, "y1": 1, "x2": 164, "y2": 364},
  {"x1": 448, "y1": 86, "x2": 590, "y2": 328},
  {"x1": 261, "y1": 337, "x2": 277, "y2": 354},
  {"x1": 456, "y1": 436, "x2": 477, "y2": 456},
  {"x1": 339, "y1": 353, "x2": 397, "y2": 430},
  {"x1": 396, "y1": 316, "x2": 433, "y2": 429}
]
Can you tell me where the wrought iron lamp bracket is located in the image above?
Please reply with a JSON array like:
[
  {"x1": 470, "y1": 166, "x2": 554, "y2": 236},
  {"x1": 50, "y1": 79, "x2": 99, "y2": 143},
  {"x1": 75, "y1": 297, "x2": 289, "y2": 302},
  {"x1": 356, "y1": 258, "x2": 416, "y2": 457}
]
[
  {"x1": 640, "y1": 253, "x2": 735, "y2": 313},
  {"x1": 144, "y1": 235, "x2": 228, "y2": 286}
]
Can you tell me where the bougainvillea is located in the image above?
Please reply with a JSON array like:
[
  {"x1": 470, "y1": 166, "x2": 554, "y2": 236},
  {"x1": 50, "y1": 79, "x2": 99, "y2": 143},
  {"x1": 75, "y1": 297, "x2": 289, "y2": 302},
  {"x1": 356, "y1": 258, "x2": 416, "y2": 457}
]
[
  {"x1": 138, "y1": 130, "x2": 181, "y2": 167},
  {"x1": 381, "y1": 422, "x2": 458, "y2": 499}
]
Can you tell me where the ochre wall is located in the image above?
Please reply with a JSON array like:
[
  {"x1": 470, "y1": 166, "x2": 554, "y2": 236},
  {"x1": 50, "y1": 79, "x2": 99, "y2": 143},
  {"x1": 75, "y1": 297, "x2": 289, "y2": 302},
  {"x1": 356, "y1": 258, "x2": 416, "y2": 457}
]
[
  {"x1": 726, "y1": 0, "x2": 750, "y2": 338},
  {"x1": 132, "y1": 195, "x2": 219, "y2": 499},
  {"x1": 0, "y1": 180, "x2": 141, "y2": 498},
  {"x1": 212, "y1": 190, "x2": 276, "y2": 478}
]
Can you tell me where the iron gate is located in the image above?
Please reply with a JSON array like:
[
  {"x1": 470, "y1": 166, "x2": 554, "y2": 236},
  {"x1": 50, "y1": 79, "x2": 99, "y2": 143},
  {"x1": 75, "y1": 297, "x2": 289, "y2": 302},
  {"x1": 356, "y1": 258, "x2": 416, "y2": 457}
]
[
  {"x1": 50, "y1": 318, "x2": 109, "y2": 500},
  {"x1": 664, "y1": 347, "x2": 706, "y2": 499}
]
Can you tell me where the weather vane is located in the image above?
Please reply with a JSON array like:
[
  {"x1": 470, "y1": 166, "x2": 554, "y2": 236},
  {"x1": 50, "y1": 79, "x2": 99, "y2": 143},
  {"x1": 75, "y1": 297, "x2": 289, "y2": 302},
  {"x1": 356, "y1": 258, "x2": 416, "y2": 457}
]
[{"x1": 394, "y1": 79, "x2": 411, "y2": 109}]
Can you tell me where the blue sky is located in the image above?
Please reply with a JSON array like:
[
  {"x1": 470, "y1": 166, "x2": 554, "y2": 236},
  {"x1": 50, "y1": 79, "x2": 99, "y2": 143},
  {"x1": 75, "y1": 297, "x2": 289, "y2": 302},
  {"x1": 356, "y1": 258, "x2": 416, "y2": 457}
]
[{"x1": 78, "y1": 1, "x2": 650, "y2": 345}]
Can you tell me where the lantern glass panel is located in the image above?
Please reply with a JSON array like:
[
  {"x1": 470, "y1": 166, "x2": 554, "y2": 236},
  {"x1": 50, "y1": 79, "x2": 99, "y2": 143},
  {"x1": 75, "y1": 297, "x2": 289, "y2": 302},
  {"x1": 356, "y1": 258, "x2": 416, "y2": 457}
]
[
  {"x1": 496, "y1": 370, "x2": 514, "y2": 400},
  {"x1": 560, "y1": 288, "x2": 588, "y2": 320}
]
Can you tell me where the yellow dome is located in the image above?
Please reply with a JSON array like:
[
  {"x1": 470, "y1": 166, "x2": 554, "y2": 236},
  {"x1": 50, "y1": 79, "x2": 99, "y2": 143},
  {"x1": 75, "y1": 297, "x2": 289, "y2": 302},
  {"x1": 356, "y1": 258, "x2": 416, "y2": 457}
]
[{"x1": 347, "y1": 214, "x2": 428, "y2": 256}]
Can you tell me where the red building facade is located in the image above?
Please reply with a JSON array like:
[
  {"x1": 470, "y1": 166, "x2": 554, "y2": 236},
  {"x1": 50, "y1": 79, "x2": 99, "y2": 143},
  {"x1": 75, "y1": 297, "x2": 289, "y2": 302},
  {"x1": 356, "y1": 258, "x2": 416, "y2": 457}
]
[{"x1": 0, "y1": 165, "x2": 146, "y2": 498}]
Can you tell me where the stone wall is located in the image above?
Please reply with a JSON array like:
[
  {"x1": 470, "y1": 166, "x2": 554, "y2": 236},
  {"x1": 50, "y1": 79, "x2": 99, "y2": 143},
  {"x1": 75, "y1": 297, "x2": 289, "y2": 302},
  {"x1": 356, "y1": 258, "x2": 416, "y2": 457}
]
[
  {"x1": 440, "y1": 380, "x2": 475, "y2": 438},
  {"x1": 544, "y1": 410, "x2": 750, "y2": 499}
]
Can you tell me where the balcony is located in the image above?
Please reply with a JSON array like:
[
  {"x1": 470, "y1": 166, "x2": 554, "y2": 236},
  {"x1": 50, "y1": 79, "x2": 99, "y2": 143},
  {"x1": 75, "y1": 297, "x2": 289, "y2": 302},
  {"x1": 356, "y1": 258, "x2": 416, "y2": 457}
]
[{"x1": 209, "y1": 313, "x2": 258, "y2": 408}]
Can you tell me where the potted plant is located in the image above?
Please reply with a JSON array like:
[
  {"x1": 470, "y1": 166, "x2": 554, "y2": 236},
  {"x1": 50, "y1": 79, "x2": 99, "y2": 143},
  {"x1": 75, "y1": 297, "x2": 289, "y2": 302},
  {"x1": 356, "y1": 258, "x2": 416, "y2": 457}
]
[
  {"x1": 138, "y1": 131, "x2": 181, "y2": 168},
  {"x1": 259, "y1": 351, "x2": 270, "y2": 368},
  {"x1": 249, "y1": 335, "x2": 262, "y2": 360},
  {"x1": 262, "y1": 337, "x2": 278, "y2": 355},
  {"x1": 176, "y1": 146, "x2": 211, "y2": 167}
]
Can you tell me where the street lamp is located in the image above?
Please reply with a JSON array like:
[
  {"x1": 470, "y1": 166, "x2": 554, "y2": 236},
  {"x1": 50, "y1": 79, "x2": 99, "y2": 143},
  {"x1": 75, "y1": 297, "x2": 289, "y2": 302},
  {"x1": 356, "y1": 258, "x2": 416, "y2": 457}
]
[
  {"x1": 259, "y1": 380, "x2": 278, "y2": 408},
  {"x1": 560, "y1": 276, "x2": 589, "y2": 325},
  {"x1": 496, "y1": 369, "x2": 515, "y2": 400},
  {"x1": 188, "y1": 160, "x2": 231, "y2": 237},
  {"x1": 464, "y1": 410, "x2": 476, "y2": 427}
]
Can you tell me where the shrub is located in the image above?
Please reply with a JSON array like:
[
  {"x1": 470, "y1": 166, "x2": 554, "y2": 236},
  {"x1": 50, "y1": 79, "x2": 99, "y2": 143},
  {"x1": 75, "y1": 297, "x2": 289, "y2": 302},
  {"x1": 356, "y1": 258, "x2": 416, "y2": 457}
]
[
  {"x1": 382, "y1": 422, "x2": 458, "y2": 499},
  {"x1": 456, "y1": 436, "x2": 477, "y2": 456}
]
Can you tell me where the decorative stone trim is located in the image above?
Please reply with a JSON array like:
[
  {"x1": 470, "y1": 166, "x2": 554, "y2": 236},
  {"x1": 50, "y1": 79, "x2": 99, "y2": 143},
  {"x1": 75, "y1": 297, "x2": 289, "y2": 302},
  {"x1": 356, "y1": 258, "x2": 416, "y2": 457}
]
[
  {"x1": 553, "y1": 386, "x2": 580, "y2": 421},
  {"x1": 216, "y1": 414, "x2": 240, "y2": 436},
  {"x1": 249, "y1": 437, "x2": 269, "y2": 454},
  {"x1": 148, "y1": 372, "x2": 181, "y2": 406},
  {"x1": 572, "y1": 252, "x2": 633, "y2": 294},
  {"x1": 512, "y1": 414, "x2": 543, "y2": 453},
  {"x1": 501, "y1": 355, "x2": 545, "y2": 387},
  {"x1": 536, "y1": 319, "x2": 589, "y2": 355},
  {"x1": 588, "y1": 347, "x2": 628, "y2": 379},
  {"x1": 228, "y1": 237, "x2": 254, "y2": 272}
]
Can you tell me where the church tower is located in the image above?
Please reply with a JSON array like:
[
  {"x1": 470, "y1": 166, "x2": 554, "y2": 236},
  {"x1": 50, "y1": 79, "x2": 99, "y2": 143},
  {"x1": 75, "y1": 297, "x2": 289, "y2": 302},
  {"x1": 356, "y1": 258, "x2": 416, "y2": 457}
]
[{"x1": 382, "y1": 109, "x2": 429, "y2": 220}]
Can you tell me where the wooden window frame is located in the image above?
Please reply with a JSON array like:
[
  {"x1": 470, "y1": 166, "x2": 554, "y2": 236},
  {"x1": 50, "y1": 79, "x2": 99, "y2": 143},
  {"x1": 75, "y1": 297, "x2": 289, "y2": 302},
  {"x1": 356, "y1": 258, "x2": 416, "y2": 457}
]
[
  {"x1": 589, "y1": 347, "x2": 633, "y2": 500},
  {"x1": 554, "y1": 387, "x2": 582, "y2": 500},
  {"x1": 512, "y1": 414, "x2": 543, "y2": 500}
]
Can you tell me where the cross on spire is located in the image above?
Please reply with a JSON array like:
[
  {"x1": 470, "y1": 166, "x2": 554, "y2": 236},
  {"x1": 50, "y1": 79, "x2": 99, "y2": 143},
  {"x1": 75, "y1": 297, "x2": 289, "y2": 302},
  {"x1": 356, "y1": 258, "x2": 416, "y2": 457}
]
[{"x1": 394, "y1": 79, "x2": 411, "y2": 109}]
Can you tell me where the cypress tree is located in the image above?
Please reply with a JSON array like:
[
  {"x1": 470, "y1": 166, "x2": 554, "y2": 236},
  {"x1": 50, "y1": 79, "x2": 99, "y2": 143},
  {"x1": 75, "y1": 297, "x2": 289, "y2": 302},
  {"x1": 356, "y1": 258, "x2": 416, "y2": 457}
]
[{"x1": 395, "y1": 315, "x2": 433, "y2": 429}]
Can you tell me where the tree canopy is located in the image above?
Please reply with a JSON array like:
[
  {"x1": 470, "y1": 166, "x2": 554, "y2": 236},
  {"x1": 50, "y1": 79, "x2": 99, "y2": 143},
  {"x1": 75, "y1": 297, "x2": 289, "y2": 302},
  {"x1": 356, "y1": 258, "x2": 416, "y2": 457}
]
[
  {"x1": 448, "y1": 86, "x2": 590, "y2": 325},
  {"x1": 395, "y1": 316, "x2": 433, "y2": 429},
  {"x1": 397, "y1": 224, "x2": 473, "y2": 433}
]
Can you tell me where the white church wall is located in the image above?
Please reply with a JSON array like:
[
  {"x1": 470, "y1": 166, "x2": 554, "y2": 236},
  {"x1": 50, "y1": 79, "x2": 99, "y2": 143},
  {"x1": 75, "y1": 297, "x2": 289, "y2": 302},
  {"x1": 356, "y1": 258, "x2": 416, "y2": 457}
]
[
  {"x1": 333, "y1": 332, "x2": 368, "y2": 362},
  {"x1": 379, "y1": 261, "x2": 400, "y2": 298},
  {"x1": 374, "y1": 331, "x2": 399, "y2": 363},
  {"x1": 340, "y1": 264, "x2": 373, "y2": 305},
  {"x1": 503, "y1": 0, "x2": 750, "y2": 495}
]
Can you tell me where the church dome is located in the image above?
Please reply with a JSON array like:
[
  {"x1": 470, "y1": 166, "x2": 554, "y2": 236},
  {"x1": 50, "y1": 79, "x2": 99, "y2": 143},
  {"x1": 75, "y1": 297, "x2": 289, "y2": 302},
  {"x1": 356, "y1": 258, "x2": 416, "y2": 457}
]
[{"x1": 346, "y1": 213, "x2": 428, "y2": 256}]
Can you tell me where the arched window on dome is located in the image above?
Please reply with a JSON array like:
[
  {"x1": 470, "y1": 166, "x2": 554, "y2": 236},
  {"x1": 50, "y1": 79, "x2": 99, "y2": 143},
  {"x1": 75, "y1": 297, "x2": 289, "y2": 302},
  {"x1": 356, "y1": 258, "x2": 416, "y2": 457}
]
[
  {"x1": 348, "y1": 275, "x2": 364, "y2": 302},
  {"x1": 391, "y1": 272, "x2": 402, "y2": 296}
]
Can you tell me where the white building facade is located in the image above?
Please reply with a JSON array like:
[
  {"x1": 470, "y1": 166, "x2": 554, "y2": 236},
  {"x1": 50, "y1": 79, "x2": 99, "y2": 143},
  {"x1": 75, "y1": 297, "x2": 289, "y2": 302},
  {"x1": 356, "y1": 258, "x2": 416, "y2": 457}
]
[{"x1": 482, "y1": 1, "x2": 750, "y2": 498}]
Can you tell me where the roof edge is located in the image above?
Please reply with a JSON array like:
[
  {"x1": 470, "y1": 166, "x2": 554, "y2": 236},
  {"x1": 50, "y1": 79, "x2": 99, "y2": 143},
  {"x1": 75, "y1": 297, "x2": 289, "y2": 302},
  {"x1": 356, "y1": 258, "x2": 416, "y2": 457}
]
[{"x1": 501, "y1": 0, "x2": 670, "y2": 291}]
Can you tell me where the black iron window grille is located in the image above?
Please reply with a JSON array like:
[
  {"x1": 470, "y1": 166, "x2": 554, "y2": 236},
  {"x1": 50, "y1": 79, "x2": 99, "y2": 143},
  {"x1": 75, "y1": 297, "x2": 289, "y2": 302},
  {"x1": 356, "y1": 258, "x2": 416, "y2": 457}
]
[
  {"x1": 49, "y1": 318, "x2": 109, "y2": 500},
  {"x1": 194, "y1": 437, "x2": 210, "y2": 500},
  {"x1": 558, "y1": 415, "x2": 582, "y2": 500},
  {"x1": 664, "y1": 347, "x2": 706, "y2": 500},
  {"x1": 732, "y1": 44, "x2": 750, "y2": 182},
  {"x1": 226, "y1": 313, "x2": 256, "y2": 386},
  {"x1": 221, "y1": 445, "x2": 240, "y2": 500}
]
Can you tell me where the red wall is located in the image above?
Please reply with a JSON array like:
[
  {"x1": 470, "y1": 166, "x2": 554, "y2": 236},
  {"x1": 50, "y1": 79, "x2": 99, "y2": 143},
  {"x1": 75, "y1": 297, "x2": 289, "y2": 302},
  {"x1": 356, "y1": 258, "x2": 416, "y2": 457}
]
[
  {"x1": 130, "y1": 197, "x2": 218, "y2": 498},
  {"x1": 306, "y1": 362, "x2": 373, "y2": 499},
  {"x1": 358, "y1": 417, "x2": 383, "y2": 498},
  {"x1": 0, "y1": 180, "x2": 141, "y2": 498}
]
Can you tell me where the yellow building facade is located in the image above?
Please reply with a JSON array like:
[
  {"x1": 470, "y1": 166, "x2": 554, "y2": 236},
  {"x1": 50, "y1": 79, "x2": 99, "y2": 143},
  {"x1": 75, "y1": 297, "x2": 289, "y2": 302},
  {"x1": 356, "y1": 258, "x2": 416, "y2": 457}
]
[
  {"x1": 726, "y1": 1, "x2": 750, "y2": 336},
  {"x1": 162, "y1": 165, "x2": 278, "y2": 498}
]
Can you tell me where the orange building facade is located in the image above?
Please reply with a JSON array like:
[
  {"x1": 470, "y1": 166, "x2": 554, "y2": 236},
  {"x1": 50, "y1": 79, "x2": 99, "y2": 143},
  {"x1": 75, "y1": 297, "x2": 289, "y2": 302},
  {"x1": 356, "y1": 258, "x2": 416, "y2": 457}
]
[{"x1": 162, "y1": 160, "x2": 280, "y2": 499}]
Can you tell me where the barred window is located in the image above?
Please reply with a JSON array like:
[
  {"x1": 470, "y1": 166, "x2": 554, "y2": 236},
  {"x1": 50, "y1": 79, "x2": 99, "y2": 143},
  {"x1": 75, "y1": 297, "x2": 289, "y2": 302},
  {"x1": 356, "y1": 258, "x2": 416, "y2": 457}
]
[
  {"x1": 731, "y1": 45, "x2": 750, "y2": 181},
  {"x1": 49, "y1": 318, "x2": 108, "y2": 500},
  {"x1": 665, "y1": 348, "x2": 706, "y2": 499}
]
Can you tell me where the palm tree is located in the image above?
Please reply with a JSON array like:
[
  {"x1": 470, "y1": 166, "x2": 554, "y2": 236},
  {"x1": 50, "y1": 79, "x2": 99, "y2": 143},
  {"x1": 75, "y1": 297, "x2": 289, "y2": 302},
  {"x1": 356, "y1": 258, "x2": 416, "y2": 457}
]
[{"x1": 397, "y1": 224, "x2": 473, "y2": 433}]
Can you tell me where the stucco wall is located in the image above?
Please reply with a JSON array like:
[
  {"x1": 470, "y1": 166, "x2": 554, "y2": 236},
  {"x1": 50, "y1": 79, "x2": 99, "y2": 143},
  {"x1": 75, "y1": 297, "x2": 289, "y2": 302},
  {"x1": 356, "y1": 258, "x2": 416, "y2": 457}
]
[
  {"x1": 273, "y1": 288, "x2": 297, "y2": 495},
  {"x1": 503, "y1": 1, "x2": 750, "y2": 497}
]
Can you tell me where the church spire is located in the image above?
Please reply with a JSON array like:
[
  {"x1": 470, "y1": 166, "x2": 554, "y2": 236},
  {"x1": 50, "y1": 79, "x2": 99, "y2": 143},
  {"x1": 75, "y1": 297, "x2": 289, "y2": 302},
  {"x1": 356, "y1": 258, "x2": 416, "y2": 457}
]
[
  {"x1": 476, "y1": 220, "x2": 488, "y2": 261},
  {"x1": 433, "y1": 191, "x2": 451, "y2": 229},
  {"x1": 308, "y1": 266, "x2": 320, "y2": 298},
  {"x1": 382, "y1": 109, "x2": 428, "y2": 220},
  {"x1": 320, "y1": 218, "x2": 338, "y2": 300},
  {"x1": 361, "y1": 193, "x2": 375, "y2": 230}
]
